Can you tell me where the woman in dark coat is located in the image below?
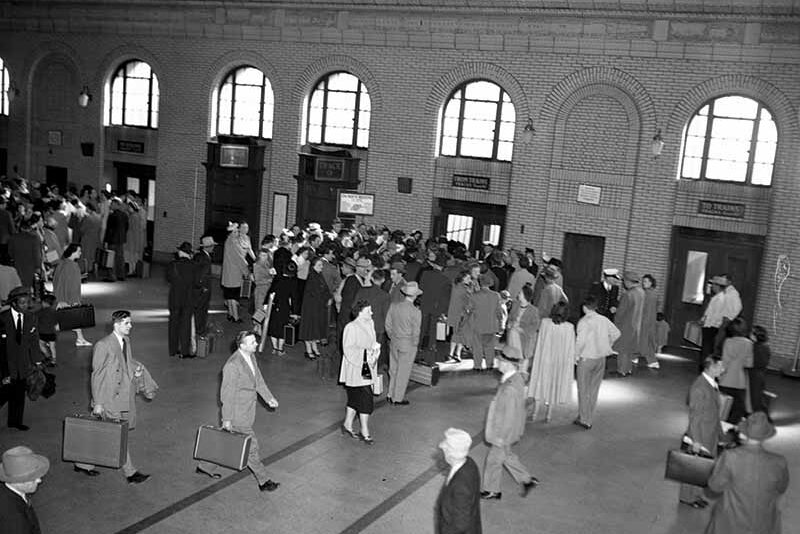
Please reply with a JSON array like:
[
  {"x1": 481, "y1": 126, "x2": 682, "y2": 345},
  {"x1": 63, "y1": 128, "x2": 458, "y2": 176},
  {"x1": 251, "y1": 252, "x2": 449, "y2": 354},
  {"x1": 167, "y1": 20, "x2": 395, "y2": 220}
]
[
  {"x1": 53, "y1": 244, "x2": 92, "y2": 347},
  {"x1": 299, "y1": 257, "x2": 332, "y2": 360},
  {"x1": 8, "y1": 216, "x2": 42, "y2": 288},
  {"x1": 267, "y1": 261, "x2": 300, "y2": 356}
]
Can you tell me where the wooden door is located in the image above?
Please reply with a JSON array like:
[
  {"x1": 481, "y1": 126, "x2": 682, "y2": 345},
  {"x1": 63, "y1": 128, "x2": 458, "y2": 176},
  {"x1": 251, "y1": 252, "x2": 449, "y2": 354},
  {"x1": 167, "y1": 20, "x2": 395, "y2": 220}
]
[
  {"x1": 666, "y1": 227, "x2": 763, "y2": 347},
  {"x1": 562, "y1": 233, "x2": 605, "y2": 321}
]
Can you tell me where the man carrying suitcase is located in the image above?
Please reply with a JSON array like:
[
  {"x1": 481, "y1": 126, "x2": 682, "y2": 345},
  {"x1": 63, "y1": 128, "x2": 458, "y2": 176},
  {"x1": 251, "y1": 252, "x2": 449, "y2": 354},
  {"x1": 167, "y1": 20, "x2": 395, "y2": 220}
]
[{"x1": 196, "y1": 331, "x2": 280, "y2": 492}]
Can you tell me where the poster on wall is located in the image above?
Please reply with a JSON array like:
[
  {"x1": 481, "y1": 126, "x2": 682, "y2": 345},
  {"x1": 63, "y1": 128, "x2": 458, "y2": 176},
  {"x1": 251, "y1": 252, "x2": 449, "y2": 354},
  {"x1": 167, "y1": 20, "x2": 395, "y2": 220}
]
[{"x1": 338, "y1": 191, "x2": 374, "y2": 216}]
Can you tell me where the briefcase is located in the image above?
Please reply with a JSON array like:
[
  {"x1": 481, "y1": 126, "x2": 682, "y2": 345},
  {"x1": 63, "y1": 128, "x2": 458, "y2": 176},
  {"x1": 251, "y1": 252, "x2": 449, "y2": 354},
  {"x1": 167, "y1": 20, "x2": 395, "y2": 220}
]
[
  {"x1": 240, "y1": 277, "x2": 253, "y2": 299},
  {"x1": 57, "y1": 304, "x2": 96, "y2": 330},
  {"x1": 664, "y1": 449, "x2": 715, "y2": 487},
  {"x1": 283, "y1": 323, "x2": 296, "y2": 346},
  {"x1": 410, "y1": 361, "x2": 440, "y2": 386},
  {"x1": 96, "y1": 248, "x2": 115, "y2": 269},
  {"x1": 193, "y1": 425, "x2": 252, "y2": 471},
  {"x1": 62, "y1": 415, "x2": 128, "y2": 468}
]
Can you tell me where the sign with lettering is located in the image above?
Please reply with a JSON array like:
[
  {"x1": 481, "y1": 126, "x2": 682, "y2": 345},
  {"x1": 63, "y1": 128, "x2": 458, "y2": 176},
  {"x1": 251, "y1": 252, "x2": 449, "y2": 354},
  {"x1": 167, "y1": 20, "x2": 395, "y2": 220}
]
[
  {"x1": 577, "y1": 184, "x2": 601, "y2": 205},
  {"x1": 452, "y1": 174, "x2": 490, "y2": 191},
  {"x1": 698, "y1": 200, "x2": 745, "y2": 219},
  {"x1": 338, "y1": 192, "x2": 375, "y2": 216},
  {"x1": 117, "y1": 140, "x2": 145, "y2": 154}
]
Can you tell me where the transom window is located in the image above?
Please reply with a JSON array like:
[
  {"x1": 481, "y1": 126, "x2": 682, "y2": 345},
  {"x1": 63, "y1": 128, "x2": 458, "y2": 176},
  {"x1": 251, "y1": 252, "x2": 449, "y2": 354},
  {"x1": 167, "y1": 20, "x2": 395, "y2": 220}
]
[
  {"x1": 440, "y1": 80, "x2": 516, "y2": 161},
  {"x1": 216, "y1": 66, "x2": 274, "y2": 139},
  {"x1": 680, "y1": 95, "x2": 777, "y2": 186},
  {"x1": 110, "y1": 60, "x2": 159, "y2": 128},
  {"x1": 307, "y1": 72, "x2": 370, "y2": 148},
  {"x1": 0, "y1": 57, "x2": 9, "y2": 116}
]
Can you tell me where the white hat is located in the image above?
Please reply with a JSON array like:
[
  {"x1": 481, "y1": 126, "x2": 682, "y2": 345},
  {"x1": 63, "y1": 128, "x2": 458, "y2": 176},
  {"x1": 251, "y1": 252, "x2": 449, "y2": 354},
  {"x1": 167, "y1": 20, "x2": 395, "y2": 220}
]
[
  {"x1": 439, "y1": 428, "x2": 471, "y2": 458},
  {"x1": 603, "y1": 268, "x2": 621, "y2": 279}
]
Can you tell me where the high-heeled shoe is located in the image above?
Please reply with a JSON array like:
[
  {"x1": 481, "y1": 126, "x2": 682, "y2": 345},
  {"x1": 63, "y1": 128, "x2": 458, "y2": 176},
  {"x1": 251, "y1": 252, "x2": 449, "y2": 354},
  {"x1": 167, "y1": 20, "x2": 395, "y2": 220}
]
[
  {"x1": 340, "y1": 425, "x2": 358, "y2": 439},
  {"x1": 358, "y1": 433, "x2": 374, "y2": 445}
]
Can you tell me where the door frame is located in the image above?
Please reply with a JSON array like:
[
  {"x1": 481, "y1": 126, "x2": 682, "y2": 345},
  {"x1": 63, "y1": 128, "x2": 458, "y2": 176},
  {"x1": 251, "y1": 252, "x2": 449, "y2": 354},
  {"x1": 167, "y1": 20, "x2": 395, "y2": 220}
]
[{"x1": 436, "y1": 199, "x2": 506, "y2": 254}]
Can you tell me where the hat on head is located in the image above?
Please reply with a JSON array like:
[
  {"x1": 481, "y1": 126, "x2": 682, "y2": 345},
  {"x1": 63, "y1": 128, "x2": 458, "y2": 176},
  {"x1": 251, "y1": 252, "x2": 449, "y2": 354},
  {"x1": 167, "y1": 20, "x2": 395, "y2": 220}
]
[
  {"x1": 176, "y1": 241, "x2": 193, "y2": 255},
  {"x1": 603, "y1": 268, "x2": 621, "y2": 279},
  {"x1": 199, "y1": 235, "x2": 217, "y2": 247},
  {"x1": 343, "y1": 257, "x2": 357, "y2": 269},
  {"x1": 390, "y1": 261, "x2": 406, "y2": 273},
  {"x1": 7, "y1": 286, "x2": 29, "y2": 302},
  {"x1": 710, "y1": 275, "x2": 729, "y2": 286},
  {"x1": 740, "y1": 411, "x2": 776, "y2": 440},
  {"x1": 623, "y1": 270, "x2": 640, "y2": 283},
  {"x1": 439, "y1": 428, "x2": 471, "y2": 458},
  {"x1": 499, "y1": 345, "x2": 522, "y2": 363},
  {"x1": 401, "y1": 281, "x2": 424, "y2": 297},
  {"x1": 0, "y1": 446, "x2": 49, "y2": 483},
  {"x1": 356, "y1": 257, "x2": 372, "y2": 268},
  {"x1": 307, "y1": 222, "x2": 321, "y2": 232}
]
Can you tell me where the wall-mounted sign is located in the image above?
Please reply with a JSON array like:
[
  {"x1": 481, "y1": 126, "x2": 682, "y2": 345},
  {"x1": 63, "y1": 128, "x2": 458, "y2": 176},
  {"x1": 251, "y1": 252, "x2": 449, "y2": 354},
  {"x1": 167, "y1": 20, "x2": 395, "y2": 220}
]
[
  {"x1": 452, "y1": 174, "x2": 490, "y2": 191},
  {"x1": 338, "y1": 191, "x2": 375, "y2": 216},
  {"x1": 577, "y1": 184, "x2": 601, "y2": 205},
  {"x1": 47, "y1": 130, "x2": 62, "y2": 146},
  {"x1": 117, "y1": 140, "x2": 145, "y2": 154},
  {"x1": 698, "y1": 200, "x2": 745, "y2": 219}
]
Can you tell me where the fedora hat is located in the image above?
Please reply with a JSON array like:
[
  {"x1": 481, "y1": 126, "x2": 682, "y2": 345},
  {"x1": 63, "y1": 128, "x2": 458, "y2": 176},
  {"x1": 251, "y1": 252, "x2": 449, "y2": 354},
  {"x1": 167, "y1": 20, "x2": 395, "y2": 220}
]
[
  {"x1": 176, "y1": 241, "x2": 193, "y2": 255},
  {"x1": 356, "y1": 257, "x2": 372, "y2": 268},
  {"x1": 623, "y1": 270, "x2": 640, "y2": 283},
  {"x1": 0, "y1": 446, "x2": 49, "y2": 483},
  {"x1": 709, "y1": 275, "x2": 727, "y2": 286},
  {"x1": 199, "y1": 235, "x2": 217, "y2": 247},
  {"x1": 401, "y1": 281, "x2": 423, "y2": 297},
  {"x1": 740, "y1": 411, "x2": 776, "y2": 440},
  {"x1": 390, "y1": 261, "x2": 406, "y2": 273},
  {"x1": 500, "y1": 345, "x2": 522, "y2": 363},
  {"x1": 603, "y1": 268, "x2": 621, "y2": 280},
  {"x1": 7, "y1": 286, "x2": 30, "y2": 302},
  {"x1": 439, "y1": 428, "x2": 471, "y2": 458}
]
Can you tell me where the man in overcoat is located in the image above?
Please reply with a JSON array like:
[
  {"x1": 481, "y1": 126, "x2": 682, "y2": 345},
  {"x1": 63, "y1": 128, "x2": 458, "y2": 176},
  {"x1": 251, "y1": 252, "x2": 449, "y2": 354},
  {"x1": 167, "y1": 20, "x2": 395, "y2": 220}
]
[
  {"x1": 418, "y1": 252, "x2": 451, "y2": 363},
  {"x1": 612, "y1": 271, "x2": 644, "y2": 376},
  {"x1": 0, "y1": 445, "x2": 49, "y2": 533},
  {"x1": 192, "y1": 235, "x2": 216, "y2": 337},
  {"x1": 103, "y1": 198, "x2": 129, "y2": 282},
  {"x1": 385, "y1": 282, "x2": 422, "y2": 405},
  {"x1": 436, "y1": 428, "x2": 482, "y2": 534},
  {"x1": 167, "y1": 242, "x2": 198, "y2": 358},
  {"x1": 470, "y1": 274, "x2": 503, "y2": 372}
]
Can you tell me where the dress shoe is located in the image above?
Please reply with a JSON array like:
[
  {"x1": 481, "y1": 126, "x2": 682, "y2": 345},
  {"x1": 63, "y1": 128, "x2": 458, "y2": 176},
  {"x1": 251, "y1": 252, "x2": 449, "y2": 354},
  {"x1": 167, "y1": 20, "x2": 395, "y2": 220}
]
[
  {"x1": 127, "y1": 472, "x2": 150, "y2": 484},
  {"x1": 74, "y1": 466, "x2": 100, "y2": 477},
  {"x1": 178, "y1": 353, "x2": 196, "y2": 359},
  {"x1": 11, "y1": 424, "x2": 29, "y2": 431},
  {"x1": 520, "y1": 477, "x2": 540, "y2": 497},
  {"x1": 358, "y1": 433, "x2": 375, "y2": 445},
  {"x1": 386, "y1": 397, "x2": 394, "y2": 405},
  {"x1": 340, "y1": 425, "x2": 358, "y2": 439},
  {"x1": 647, "y1": 362, "x2": 661, "y2": 369},
  {"x1": 259, "y1": 479, "x2": 280, "y2": 492},
  {"x1": 394, "y1": 399, "x2": 410, "y2": 406},
  {"x1": 680, "y1": 499, "x2": 706, "y2": 509},
  {"x1": 195, "y1": 466, "x2": 221, "y2": 479},
  {"x1": 572, "y1": 419, "x2": 591, "y2": 430},
  {"x1": 480, "y1": 491, "x2": 502, "y2": 500}
]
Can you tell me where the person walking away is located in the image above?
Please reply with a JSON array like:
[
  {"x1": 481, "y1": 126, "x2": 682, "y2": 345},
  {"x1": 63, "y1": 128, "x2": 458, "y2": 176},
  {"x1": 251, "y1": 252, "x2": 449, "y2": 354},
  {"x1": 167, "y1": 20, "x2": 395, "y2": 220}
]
[
  {"x1": 102, "y1": 198, "x2": 128, "y2": 282},
  {"x1": 718, "y1": 317, "x2": 753, "y2": 424},
  {"x1": 436, "y1": 428, "x2": 482, "y2": 534},
  {"x1": 469, "y1": 274, "x2": 503, "y2": 372},
  {"x1": 385, "y1": 282, "x2": 422, "y2": 405},
  {"x1": 52, "y1": 244, "x2": 91, "y2": 347},
  {"x1": 527, "y1": 301, "x2": 574, "y2": 423}
]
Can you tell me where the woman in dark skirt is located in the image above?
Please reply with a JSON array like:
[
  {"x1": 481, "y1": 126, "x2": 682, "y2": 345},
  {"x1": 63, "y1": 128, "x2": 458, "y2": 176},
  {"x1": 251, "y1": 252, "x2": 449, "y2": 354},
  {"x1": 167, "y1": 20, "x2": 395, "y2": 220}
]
[
  {"x1": 266, "y1": 261, "x2": 300, "y2": 356},
  {"x1": 299, "y1": 257, "x2": 332, "y2": 360},
  {"x1": 339, "y1": 300, "x2": 379, "y2": 444}
]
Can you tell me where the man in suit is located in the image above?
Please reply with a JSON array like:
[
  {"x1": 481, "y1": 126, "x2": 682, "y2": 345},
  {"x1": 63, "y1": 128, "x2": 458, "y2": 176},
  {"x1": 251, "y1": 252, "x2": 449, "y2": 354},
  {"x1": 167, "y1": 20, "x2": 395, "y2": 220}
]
[
  {"x1": 418, "y1": 251, "x2": 451, "y2": 363},
  {"x1": 384, "y1": 261, "x2": 407, "y2": 304},
  {"x1": 0, "y1": 287, "x2": 42, "y2": 431},
  {"x1": 103, "y1": 198, "x2": 128, "y2": 281},
  {"x1": 588, "y1": 268, "x2": 621, "y2": 321},
  {"x1": 436, "y1": 428, "x2": 482, "y2": 534},
  {"x1": 167, "y1": 242, "x2": 198, "y2": 359},
  {"x1": 74, "y1": 310, "x2": 150, "y2": 483},
  {"x1": 613, "y1": 271, "x2": 645, "y2": 377},
  {"x1": 192, "y1": 235, "x2": 216, "y2": 337},
  {"x1": 385, "y1": 282, "x2": 422, "y2": 406},
  {"x1": 0, "y1": 445, "x2": 49, "y2": 533},
  {"x1": 470, "y1": 274, "x2": 503, "y2": 372},
  {"x1": 480, "y1": 346, "x2": 539, "y2": 501},
  {"x1": 196, "y1": 331, "x2": 280, "y2": 492}
]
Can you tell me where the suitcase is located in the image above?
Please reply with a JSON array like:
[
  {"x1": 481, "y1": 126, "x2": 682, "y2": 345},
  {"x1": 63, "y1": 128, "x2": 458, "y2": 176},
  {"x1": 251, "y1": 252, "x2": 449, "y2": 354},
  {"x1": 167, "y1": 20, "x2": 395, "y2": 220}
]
[
  {"x1": 193, "y1": 425, "x2": 252, "y2": 471},
  {"x1": 683, "y1": 321, "x2": 702, "y2": 347},
  {"x1": 62, "y1": 414, "x2": 128, "y2": 468},
  {"x1": 664, "y1": 449, "x2": 715, "y2": 487},
  {"x1": 96, "y1": 248, "x2": 115, "y2": 269},
  {"x1": 410, "y1": 361, "x2": 440, "y2": 386},
  {"x1": 283, "y1": 323, "x2": 296, "y2": 346},
  {"x1": 436, "y1": 320, "x2": 448, "y2": 341},
  {"x1": 57, "y1": 304, "x2": 96, "y2": 330},
  {"x1": 240, "y1": 277, "x2": 253, "y2": 299},
  {"x1": 719, "y1": 393, "x2": 734, "y2": 422},
  {"x1": 196, "y1": 335, "x2": 213, "y2": 359}
]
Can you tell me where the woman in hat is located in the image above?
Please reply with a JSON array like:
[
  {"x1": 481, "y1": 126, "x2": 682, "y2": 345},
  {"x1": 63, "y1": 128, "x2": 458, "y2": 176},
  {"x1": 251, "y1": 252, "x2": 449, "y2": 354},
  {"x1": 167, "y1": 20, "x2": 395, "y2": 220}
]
[
  {"x1": 53, "y1": 243, "x2": 92, "y2": 348},
  {"x1": 221, "y1": 221, "x2": 255, "y2": 323},
  {"x1": 339, "y1": 300, "x2": 379, "y2": 444},
  {"x1": 266, "y1": 261, "x2": 300, "y2": 356},
  {"x1": 705, "y1": 412, "x2": 789, "y2": 534},
  {"x1": 299, "y1": 256, "x2": 332, "y2": 360},
  {"x1": 0, "y1": 445, "x2": 49, "y2": 532},
  {"x1": 445, "y1": 269, "x2": 473, "y2": 362}
]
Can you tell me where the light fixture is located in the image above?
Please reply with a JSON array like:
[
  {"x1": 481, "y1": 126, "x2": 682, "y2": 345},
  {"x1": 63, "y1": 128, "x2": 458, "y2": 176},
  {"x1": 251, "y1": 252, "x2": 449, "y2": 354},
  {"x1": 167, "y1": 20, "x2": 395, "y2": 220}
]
[
  {"x1": 7, "y1": 80, "x2": 19, "y2": 103},
  {"x1": 78, "y1": 85, "x2": 92, "y2": 108},
  {"x1": 651, "y1": 129, "x2": 664, "y2": 157},
  {"x1": 522, "y1": 117, "x2": 536, "y2": 144}
]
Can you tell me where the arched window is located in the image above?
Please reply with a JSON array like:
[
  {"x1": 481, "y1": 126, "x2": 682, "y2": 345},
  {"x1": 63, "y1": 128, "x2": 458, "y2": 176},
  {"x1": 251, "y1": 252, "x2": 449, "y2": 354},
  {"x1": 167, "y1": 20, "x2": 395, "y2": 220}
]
[
  {"x1": 440, "y1": 80, "x2": 516, "y2": 161},
  {"x1": 110, "y1": 60, "x2": 159, "y2": 128},
  {"x1": 680, "y1": 95, "x2": 777, "y2": 186},
  {"x1": 216, "y1": 66, "x2": 274, "y2": 139},
  {"x1": 307, "y1": 72, "x2": 370, "y2": 148},
  {"x1": 0, "y1": 57, "x2": 9, "y2": 116}
]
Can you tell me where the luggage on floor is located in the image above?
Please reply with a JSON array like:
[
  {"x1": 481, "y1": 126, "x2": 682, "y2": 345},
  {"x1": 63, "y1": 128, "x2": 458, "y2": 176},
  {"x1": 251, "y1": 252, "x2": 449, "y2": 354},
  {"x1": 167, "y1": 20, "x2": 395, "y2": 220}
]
[
  {"x1": 683, "y1": 321, "x2": 702, "y2": 347},
  {"x1": 410, "y1": 361, "x2": 440, "y2": 386},
  {"x1": 193, "y1": 425, "x2": 252, "y2": 471},
  {"x1": 196, "y1": 335, "x2": 215, "y2": 359},
  {"x1": 664, "y1": 449, "x2": 715, "y2": 487},
  {"x1": 57, "y1": 304, "x2": 96, "y2": 330},
  {"x1": 436, "y1": 319, "x2": 448, "y2": 341},
  {"x1": 240, "y1": 276, "x2": 252, "y2": 299},
  {"x1": 62, "y1": 414, "x2": 129, "y2": 468},
  {"x1": 96, "y1": 248, "x2": 115, "y2": 269},
  {"x1": 283, "y1": 323, "x2": 296, "y2": 346}
]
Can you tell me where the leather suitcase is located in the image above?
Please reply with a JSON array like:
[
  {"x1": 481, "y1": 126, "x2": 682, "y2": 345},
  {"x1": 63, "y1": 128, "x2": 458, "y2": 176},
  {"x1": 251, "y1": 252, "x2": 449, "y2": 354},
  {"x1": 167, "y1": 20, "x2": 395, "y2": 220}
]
[
  {"x1": 240, "y1": 278, "x2": 253, "y2": 299},
  {"x1": 57, "y1": 304, "x2": 96, "y2": 330},
  {"x1": 96, "y1": 248, "x2": 115, "y2": 269},
  {"x1": 196, "y1": 335, "x2": 213, "y2": 359},
  {"x1": 410, "y1": 361, "x2": 440, "y2": 386},
  {"x1": 664, "y1": 449, "x2": 715, "y2": 487},
  {"x1": 193, "y1": 425, "x2": 252, "y2": 471},
  {"x1": 62, "y1": 415, "x2": 128, "y2": 468}
]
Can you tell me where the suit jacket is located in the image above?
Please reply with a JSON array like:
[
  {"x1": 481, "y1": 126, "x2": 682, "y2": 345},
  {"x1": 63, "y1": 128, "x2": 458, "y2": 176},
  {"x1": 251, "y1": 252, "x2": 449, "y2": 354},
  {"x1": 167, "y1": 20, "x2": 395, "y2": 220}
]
[
  {"x1": 385, "y1": 277, "x2": 407, "y2": 304},
  {"x1": 91, "y1": 333, "x2": 140, "y2": 428},
  {"x1": 706, "y1": 445, "x2": 789, "y2": 534},
  {"x1": 420, "y1": 268, "x2": 451, "y2": 315},
  {"x1": 0, "y1": 309, "x2": 39, "y2": 380},
  {"x1": 192, "y1": 250, "x2": 213, "y2": 294},
  {"x1": 686, "y1": 374, "x2": 722, "y2": 455},
  {"x1": 355, "y1": 285, "x2": 390, "y2": 336},
  {"x1": 167, "y1": 257, "x2": 198, "y2": 308},
  {"x1": 485, "y1": 372, "x2": 526, "y2": 447},
  {"x1": 8, "y1": 231, "x2": 42, "y2": 287},
  {"x1": 104, "y1": 209, "x2": 128, "y2": 245},
  {"x1": 0, "y1": 484, "x2": 41, "y2": 534},
  {"x1": 320, "y1": 258, "x2": 341, "y2": 296},
  {"x1": 469, "y1": 288, "x2": 502, "y2": 335},
  {"x1": 220, "y1": 350, "x2": 274, "y2": 429},
  {"x1": 436, "y1": 456, "x2": 482, "y2": 534},
  {"x1": 588, "y1": 281, "x2": 619, "y2": 321}
]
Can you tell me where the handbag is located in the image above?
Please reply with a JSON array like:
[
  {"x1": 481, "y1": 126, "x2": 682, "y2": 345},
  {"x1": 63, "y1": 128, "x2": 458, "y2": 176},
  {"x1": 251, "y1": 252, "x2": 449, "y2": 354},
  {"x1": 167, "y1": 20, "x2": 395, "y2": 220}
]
[{"x1": 361, "y1": 349, "x2": 372, "y2": 380}]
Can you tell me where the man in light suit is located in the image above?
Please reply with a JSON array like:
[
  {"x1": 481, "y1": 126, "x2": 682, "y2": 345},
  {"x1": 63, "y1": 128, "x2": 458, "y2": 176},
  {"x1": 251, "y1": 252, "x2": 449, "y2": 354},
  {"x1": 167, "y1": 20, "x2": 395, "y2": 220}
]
[
  {"x1": 436, "y1": 428, "x2": 482, "y2": 534},
  {"x1": 385, "y1": 282, "x2": 422, "y2": 406},
  {"x1": 196, "y1": 331, "x2": 280, "y2": 492},
  {"x1": 74, "y1": 310, "x2": 150, "y2": 483}
]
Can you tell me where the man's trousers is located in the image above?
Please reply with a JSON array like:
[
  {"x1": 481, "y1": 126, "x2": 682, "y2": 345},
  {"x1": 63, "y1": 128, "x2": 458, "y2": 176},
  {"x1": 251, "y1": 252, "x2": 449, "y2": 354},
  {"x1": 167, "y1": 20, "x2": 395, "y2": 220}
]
[
  {"x1": 482, "y1": 444, "x2": 532, "y2": 493},
  {"x1": 577, "y1": 357, "x2": 605, "y2": 425},
  {"x1": 388, "y1": 338, "x2": 416, "y2": 402}
]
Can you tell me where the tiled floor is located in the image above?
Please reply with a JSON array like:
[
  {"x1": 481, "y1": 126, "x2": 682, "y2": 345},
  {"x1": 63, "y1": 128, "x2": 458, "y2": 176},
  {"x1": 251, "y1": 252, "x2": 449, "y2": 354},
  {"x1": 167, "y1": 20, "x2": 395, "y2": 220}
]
[{"x1": 1, "y1": 271, "x2": 797, "y2": 534}]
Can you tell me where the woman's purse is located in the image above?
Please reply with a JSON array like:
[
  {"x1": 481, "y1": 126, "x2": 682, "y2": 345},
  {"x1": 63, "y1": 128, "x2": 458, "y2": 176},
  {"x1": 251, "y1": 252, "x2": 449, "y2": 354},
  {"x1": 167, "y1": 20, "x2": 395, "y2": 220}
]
[{"x1": 361, "y1": 349, "x2": 372, "y2": 380}]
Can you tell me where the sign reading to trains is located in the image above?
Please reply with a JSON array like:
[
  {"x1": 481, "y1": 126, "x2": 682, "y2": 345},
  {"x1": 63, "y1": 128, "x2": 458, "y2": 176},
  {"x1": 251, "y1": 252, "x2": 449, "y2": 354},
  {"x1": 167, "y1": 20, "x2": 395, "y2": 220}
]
[
  {"x1": 338, "y1": 192, "x2": 375, "y2": 216},
  {"x1": 698, "y1": 200, "x2": 746, "y2": 219}
]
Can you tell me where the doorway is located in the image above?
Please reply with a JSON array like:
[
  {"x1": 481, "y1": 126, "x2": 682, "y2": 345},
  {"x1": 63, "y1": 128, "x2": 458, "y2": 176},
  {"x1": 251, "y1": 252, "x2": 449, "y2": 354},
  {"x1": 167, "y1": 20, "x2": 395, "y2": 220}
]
[
  {"x1": 114, "y1": 162, "x2": 156, "y2": 260},
  {"x1": 434, "y1": 199, "x2": 505, "y2": 255},
  {"x1": 46, "y1": 165, "x2": 68, "y2": 195},
  {"x1": 0, "y1": 148, "x2": 6, "y2": 178},
  {"x1": 665, "y1": 227, "x2": 764, "y2": 347},
  {"x1": 562, "y1": 233, "x2": 605, "y2": 320}
]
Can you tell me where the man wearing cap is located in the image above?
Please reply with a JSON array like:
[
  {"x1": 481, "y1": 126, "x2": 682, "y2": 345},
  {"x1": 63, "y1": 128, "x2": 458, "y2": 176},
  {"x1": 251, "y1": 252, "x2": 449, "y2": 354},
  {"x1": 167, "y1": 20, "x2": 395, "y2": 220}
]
[
  {"x1": 588, "y1": 269, "x2": 622, "y2": 321},
  {"x1": 470, "y1": 274, "x2": 503, "y2": 372},
  {"x1": 192, "y1": 235, "x2": 217, "y2": 339},
  {"x1": 0, "y1": 445, "x2": 49, "y2": 532},
  {"x1": 612, "y1": 271, "x2": 645, "y2": 377},
  {"x1": 167, "y1": 242, "x2": 198, "y2": 359},
  {"x1": 0, "y1": 286, "x2": 41, "y2": 431},
  {"x1": 436, "y1": 428, "x2": 482, "y2": 534},
  {"x1": 385, "y1": 281, "x2": 422, "y2": 405},
  {"x1": 481, "y1": 346, "x2": 539, "y2": 500},
  {"x1": 705, "y1": 411, "x2": 789, "y2": 534},
  {"x1": 418, "y1": 251, "x2": 451, "y2": 363}
]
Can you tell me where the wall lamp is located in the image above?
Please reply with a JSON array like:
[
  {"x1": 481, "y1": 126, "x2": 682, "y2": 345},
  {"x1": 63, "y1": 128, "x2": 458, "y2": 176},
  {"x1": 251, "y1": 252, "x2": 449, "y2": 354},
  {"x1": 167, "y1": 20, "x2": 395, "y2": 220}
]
[
  {"x1": 651, "y1": 129, "x2": 664, "y2": 157},
  {"x1": 6, "y1": 80, "x2": 20, "y2": 103},
  {"x1": 78, "y1": 85, "x2": 92, "y2": 108},
  {"x1": 522, "y1": 117, "x2": 536, "y2": 144}
]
